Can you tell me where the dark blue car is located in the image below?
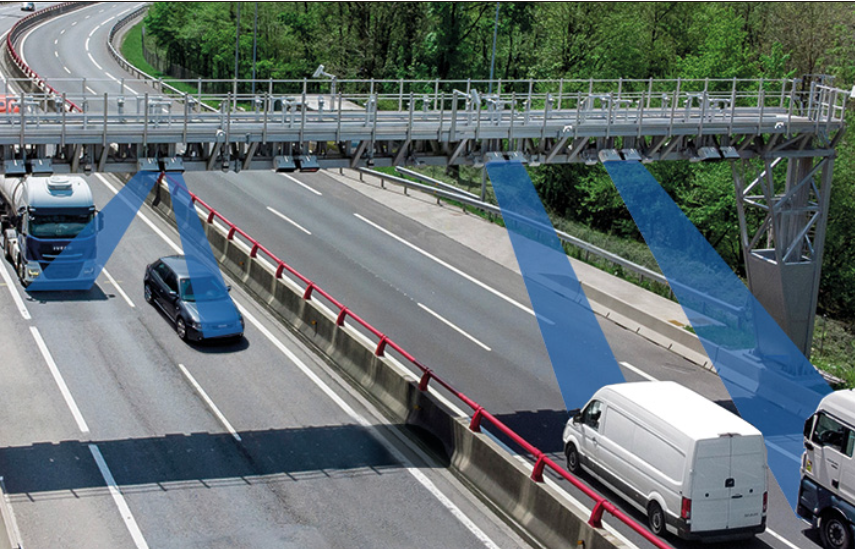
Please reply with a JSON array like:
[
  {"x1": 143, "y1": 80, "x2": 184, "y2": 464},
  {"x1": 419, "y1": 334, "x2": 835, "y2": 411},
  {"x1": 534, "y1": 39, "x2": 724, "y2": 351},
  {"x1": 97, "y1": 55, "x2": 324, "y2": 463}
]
[{"x1": 144, "y1": 255, "x2": 244, "y2": 342}]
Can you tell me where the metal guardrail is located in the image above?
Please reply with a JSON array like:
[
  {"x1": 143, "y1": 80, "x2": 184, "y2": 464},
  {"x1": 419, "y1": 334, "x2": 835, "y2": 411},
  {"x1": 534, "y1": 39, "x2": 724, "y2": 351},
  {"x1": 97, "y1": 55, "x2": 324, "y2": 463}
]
[
  {"x1": 359, "y1": 167, "x2": 755, "y2": 325},
  {"x1": 162, "y1": 171, "x2": 673, "y2": 549},
  {"x1": 3, "y1": 2, "x2": 93, "y2": 112},
  {"x1": 358, "y1": 167, "x2": 670, "y2": 286}
]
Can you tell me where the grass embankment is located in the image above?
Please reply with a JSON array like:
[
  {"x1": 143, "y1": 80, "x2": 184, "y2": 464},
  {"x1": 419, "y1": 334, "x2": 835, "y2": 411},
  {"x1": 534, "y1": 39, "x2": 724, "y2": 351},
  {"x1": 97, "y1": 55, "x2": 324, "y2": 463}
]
[{"x1": 120, "y1": 22, "x2": 214, "y2": 102}]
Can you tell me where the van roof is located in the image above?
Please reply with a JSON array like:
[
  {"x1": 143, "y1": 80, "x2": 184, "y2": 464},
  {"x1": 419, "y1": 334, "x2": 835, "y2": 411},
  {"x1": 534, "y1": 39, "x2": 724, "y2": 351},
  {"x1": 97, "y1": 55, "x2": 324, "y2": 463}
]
[
  {"x1": 818, "y1": 390, "x2": 855, "y2": 423},
  {"x1": 600, "y1": 381, "x2": 762, "y2": 440}
]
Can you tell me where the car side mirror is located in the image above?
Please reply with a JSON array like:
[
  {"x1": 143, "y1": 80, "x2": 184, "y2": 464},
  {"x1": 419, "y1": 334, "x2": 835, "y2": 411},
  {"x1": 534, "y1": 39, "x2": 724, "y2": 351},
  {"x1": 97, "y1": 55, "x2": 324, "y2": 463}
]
[
  {"x1": 97, "y1": 212, "x2": 104, "y2": 232},
  {"x1": 168, "y1": 291, "x2": 178, "y2": 301},
  {"x1": 226, "y1": 285, "x2": 232, "y2": 292}
]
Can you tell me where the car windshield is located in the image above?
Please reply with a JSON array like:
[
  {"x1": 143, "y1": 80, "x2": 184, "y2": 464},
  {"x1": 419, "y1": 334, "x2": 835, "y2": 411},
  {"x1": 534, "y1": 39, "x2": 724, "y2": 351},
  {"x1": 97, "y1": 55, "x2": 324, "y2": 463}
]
[
  {"x1": 29, "y1": 213, "x2": 94, "y2": 239},
  {"x1": 179, "y1": 276, "x2": 228, "y2": 302}
]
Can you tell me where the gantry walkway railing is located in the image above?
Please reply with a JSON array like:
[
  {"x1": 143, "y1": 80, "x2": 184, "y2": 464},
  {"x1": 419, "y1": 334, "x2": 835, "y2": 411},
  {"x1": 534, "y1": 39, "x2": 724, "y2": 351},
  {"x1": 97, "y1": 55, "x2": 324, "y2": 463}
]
[{"x1": 0, "y1": 75, "x2": 848, "y2": 174}]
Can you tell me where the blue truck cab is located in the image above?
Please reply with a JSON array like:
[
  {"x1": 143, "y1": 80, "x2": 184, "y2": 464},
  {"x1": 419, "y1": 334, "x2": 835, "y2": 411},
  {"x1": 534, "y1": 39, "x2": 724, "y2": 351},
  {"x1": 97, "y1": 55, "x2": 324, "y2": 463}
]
[
  {"x1": 799, "y1": 390, "x2": 855, "y2": 549},
  {"x1": 1, "y1": 175, "x2": 99, "y2": 289}
]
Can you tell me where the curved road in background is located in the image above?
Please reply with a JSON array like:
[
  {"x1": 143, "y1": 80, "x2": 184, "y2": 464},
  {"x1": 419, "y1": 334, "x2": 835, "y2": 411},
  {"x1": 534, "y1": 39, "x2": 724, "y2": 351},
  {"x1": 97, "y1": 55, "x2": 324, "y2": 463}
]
[{"x1": 5, "y1": 2, "x2": 823, "y2": 549}]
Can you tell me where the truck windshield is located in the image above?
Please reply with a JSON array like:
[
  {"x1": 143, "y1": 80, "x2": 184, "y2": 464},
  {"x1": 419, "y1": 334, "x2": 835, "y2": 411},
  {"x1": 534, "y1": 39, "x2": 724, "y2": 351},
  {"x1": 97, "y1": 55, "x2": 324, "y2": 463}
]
[
  {"x1": 29, "y1": 213, "x2": 95, "y2": 239},
  {"x1": 179, "y1": 276, "x2": 228, "y2": 302}
]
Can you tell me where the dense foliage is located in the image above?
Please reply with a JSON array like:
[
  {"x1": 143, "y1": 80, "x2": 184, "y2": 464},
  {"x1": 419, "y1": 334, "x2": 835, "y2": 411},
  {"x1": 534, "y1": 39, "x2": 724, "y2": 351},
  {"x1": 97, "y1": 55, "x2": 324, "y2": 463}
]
[{"x1": 142, "y1": 2, "x2": 855, "y2": 323}]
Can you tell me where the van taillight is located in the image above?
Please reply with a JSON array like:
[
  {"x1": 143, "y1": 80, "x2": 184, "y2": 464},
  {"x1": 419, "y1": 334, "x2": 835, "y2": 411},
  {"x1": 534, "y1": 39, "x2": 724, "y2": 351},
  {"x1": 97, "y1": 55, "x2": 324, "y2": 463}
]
[
  {"x1": 681, "y1": 497, "x2": 692, "y2": 520},
  {"x1": 762, "y1": 492, "x2": 767, "y2": 513}
]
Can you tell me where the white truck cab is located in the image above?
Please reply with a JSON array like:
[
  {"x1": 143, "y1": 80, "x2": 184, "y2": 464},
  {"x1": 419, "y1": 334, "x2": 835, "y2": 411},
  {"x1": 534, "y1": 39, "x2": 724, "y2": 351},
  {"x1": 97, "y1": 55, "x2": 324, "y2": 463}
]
[
  {"x1": 563, "y1": 381, "x2": 768, "y2": 541},
  {"x1": 799, "y1": 390, "x2": 855, "y2": 549}
]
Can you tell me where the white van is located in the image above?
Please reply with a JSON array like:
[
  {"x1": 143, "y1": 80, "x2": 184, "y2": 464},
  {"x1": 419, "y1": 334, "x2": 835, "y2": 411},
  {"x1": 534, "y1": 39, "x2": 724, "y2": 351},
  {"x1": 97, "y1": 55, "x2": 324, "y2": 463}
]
[
  {"x1": 562, "y1": 381, "x2": 768, "y2": 541},
  {"x1": 798, "y1": 390, "x2": 855, "y2": 549}
]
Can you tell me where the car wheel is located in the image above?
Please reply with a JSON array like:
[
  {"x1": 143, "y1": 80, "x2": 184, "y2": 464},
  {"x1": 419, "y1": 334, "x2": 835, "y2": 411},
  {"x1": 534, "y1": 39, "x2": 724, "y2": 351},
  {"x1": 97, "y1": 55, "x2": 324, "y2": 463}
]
[
  {"x1": 565, "y1": 443, "x2": 581, "y2": 474},
  {"x1": 176, "y1": 317, "x2": 188, "y2": 340},
  {"x1": 821, "y1": 512, "x2": 853, "y2": 549},
  {"x1": 647, "y1": 501, "x2": 666, "y2": 536},
  {"x1": 144, "y1": 284, "x2": 153, "y2": 304}
]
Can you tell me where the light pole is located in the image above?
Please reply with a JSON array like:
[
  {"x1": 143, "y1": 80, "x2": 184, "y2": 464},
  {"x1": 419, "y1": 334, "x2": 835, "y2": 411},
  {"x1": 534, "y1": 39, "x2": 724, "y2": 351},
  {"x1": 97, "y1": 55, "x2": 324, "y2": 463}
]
[
  {"x1": 312, "y1": 64, "x2": 337, "y2": 111},
  {"x1": 251, "y1": 2, "x2": 258, "y2": 96},
  {"x1": 234, "y1": 3, "x2": 241, "y2": 108},
  {"x1": 489, "y1": 2, "x2": 499, "y2": 94}
]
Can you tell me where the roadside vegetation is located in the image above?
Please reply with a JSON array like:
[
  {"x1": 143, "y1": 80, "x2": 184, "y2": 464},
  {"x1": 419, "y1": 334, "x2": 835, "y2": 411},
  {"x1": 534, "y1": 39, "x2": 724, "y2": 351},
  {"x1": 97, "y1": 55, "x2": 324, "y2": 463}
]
[{"x1": 132, "y1": 2, "x2": 855, "y2": 379}]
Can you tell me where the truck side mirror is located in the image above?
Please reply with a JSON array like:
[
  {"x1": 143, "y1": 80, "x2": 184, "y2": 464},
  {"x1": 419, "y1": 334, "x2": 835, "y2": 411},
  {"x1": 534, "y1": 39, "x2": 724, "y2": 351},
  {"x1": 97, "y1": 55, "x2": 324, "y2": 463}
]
[
  {"x1": 97, "y1": 213, "x2": 104, "y2": 232},
  {"x1": 804, "y1": 416, "x2": 814, "y2": 438}
]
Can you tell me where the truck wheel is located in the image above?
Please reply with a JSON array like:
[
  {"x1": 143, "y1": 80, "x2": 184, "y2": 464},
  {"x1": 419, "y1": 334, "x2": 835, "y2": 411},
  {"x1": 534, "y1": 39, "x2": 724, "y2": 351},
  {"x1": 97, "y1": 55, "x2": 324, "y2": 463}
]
[
  {"x1": 648, "y1": 501, "x2": 666, "y2": 536},
  {"x1": 565, "y1": 443, "x2": 581, "y2": 474},
  {"x1": 821, "y1": 512, "x2": 852, "y2": 549},
  {"x1": 17, "y1": 259, "x2": 29, "y2": 288}
]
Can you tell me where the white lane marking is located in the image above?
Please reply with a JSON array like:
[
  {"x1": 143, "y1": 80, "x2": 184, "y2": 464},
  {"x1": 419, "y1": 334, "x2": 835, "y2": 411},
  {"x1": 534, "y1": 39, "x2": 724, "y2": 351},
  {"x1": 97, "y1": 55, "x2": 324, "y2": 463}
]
[
  {"x1": 63, "y1": 66, "x2": 71, "y2": 74},
  {"x1": 279, "y1": 173, "x2": 322, "y2": 196},
  {"x1": 266, "y1": 207, "x2": 311, "y2": 235},
  {"x1": 89, "y1": 26, "x2": 100, "y2": 38},
  {"x1": 418, "y1": 302, "x2": 491, "y2": 352},
  {"x1": 86, "y1": 86, "x2": 97, "y2": 95},
  {"x1": 54, "y1": 39, "x2": 58, "y2": 45},
  {"x1": 103, "y1": 16, "x2": 116, "y2": 24},
  {"x1": 178, "y1": 364, "x2": 242, "y2": 442},
  {"x1": 89, "y1": 445, "x2": 150, "y2": 549},
  {"x1": 95, "y1": 175, "x2": 183, "y2": 254},
  {"x1": 235, "y1": 304, "x2": 500, "y2": 549},
  {"x1": 88, "y1": 53, "x2": 102, "y2": 71},
  {"x1": 355, "y1": 213, "x2": 537, "y2": 318},
  {"x1": 619, "y1": 360, "x2": 798, "y2": 544},
  {"x1": 30, "y1": 326, "x2": 90, "y2": 433},
  {"x1": 72, "y1": 21, "x2": 77, "y2": 26},
  {"x1": 619, "y1": 361, "x2": 657, "y2": 382},
  {"x1": 98, "y1": 171, "x2": 499, "y2": 547},
  {"x1": 103, "y1": 268, "x2": 135, "y2": 308},
  {"x1": 85, "y1": 37, "x2": 90, "y2": 51},
  {"x1": 54, "y1": 50, "x2": 58, "y2": 57},
  {"x1": 0, "y1": 260, "x2": 31, "y2": 320},
  {"x1": 105, "y1": 71, "x2": 118, "y2": 82},
  {"x1": 60, "y1": 29, "x2": 66, "y2": 35},
  {"x1": 766, "y1": 527, "x2": 803, "y2": 549}
]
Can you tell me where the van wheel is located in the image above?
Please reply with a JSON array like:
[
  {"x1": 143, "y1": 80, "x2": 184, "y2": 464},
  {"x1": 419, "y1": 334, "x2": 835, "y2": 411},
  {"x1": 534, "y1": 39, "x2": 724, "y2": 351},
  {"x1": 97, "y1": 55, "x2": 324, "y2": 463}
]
[
  {"x1": 565, "y1": 443, "x2": 581, "y2": 474},
  {"x1": 821, "y1": 512, "x2": 852, "y2": 549},
  {"x1": 648, "y1": 501, "x2": 666, "y2": 536}
]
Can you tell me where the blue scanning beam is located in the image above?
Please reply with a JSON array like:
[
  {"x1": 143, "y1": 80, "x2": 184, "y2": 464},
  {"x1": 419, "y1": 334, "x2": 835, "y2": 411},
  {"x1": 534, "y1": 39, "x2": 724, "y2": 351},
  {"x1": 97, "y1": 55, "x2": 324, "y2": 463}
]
[
  {"x1": 487, "y1": 159, "x2": 625, "y2": 408},
  {"x1": 30, "y1": 172, "x2": 158, "y2": 291},
  {"x1": 165, "y1": 174, "x2": 240, "y2": 338},
  {"x1": 603, "y1": 160, "x2": 831, "y2": 509}
]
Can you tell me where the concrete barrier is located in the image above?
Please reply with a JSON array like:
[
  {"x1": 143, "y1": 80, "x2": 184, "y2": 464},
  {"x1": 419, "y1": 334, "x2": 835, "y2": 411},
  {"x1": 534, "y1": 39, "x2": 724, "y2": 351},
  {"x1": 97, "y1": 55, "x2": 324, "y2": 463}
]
[
  {"x1": 0, "y1": 477, "x2": 20, "y2": 549},
  {"x1": 138, "y1": 175, "x2": 631, "y2": 549}
]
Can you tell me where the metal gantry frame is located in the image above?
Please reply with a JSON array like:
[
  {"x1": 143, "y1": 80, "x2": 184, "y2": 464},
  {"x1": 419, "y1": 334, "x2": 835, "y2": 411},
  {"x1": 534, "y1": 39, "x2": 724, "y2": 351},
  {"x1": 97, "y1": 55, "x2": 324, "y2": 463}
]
[{"x1": 0, "y1": 75, "x2": 849, "y2": 356}]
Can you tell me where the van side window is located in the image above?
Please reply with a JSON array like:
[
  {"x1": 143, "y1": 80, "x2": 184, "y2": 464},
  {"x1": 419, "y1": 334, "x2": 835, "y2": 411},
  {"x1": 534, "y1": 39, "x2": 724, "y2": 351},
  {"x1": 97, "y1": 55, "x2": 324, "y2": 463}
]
[
  {"x1": 581, "y1": 401, "x2": 602, "y2": 431},
  {"x1": 812, "y1": 413, "x2": 848, "y2": 453},
  {"x1": 846, "y1": 431, "x2": 855, "y2": 458}
]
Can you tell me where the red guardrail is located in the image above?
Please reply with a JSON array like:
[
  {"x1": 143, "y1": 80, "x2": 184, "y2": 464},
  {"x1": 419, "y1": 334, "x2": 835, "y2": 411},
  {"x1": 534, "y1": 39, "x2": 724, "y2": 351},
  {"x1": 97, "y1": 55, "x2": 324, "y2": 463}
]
[
  {"x1": 162, "y1": 173, "x2": 672, "y2": 549},
  {"x1": 5, "y1": 2, "x2": 84, "y2": 112}
]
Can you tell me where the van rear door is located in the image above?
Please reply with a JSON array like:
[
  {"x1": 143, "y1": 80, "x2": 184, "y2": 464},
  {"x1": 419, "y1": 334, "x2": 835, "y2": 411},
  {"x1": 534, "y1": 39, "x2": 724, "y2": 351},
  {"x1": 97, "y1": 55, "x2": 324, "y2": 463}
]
[
  {"x1": 727, "y1": 435, "x2": 766, "y2": 529},
  {"x1": 691, "y1": 437, "x2": 731, "y2": 532},
  {"x1": 691, "y1": 435, "x2": 765, "y2": 533}
]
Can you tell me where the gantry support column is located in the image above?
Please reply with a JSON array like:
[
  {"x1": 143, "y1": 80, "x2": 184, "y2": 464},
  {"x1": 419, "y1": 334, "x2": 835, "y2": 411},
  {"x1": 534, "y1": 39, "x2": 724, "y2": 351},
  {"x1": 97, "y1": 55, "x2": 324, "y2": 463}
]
[{"x1": 733, "y1": 153, "x2": 835, "y2": 358}]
